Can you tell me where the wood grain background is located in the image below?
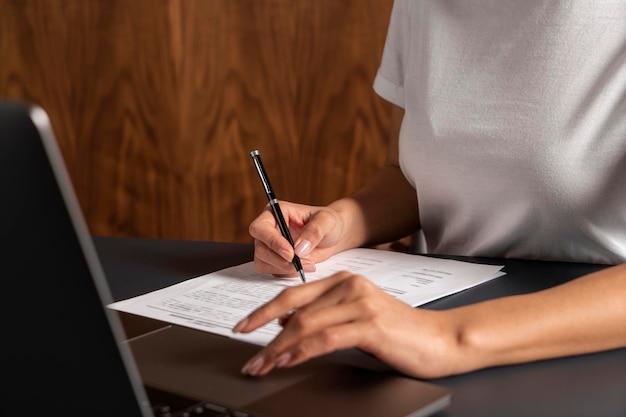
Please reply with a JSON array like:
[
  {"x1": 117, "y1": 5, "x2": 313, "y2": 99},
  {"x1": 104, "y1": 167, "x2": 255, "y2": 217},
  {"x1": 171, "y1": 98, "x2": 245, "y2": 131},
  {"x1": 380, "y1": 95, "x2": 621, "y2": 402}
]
[{"x1": 1, "y1": 0, "x2": 394, "y2": 243}]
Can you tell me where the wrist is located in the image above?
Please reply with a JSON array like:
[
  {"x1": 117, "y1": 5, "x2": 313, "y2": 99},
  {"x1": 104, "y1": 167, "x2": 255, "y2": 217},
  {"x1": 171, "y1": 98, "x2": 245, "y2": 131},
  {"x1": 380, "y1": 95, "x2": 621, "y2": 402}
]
[
  {"x1": 327, "y1": 197, "x2": 369, "y2": 252},
  {"x1": 412, "y1": 309, "x2": 488, "y2": 378},
  {"x1": 382, "y1": 308, "x2": 479, "y2": 379}
]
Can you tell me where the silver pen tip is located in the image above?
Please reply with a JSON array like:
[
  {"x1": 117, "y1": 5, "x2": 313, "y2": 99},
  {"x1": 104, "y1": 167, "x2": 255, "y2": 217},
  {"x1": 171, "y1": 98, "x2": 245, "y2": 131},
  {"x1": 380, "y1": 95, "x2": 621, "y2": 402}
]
[{"x1": 298, "y1": 269, "x2": 306, "y2": 283}]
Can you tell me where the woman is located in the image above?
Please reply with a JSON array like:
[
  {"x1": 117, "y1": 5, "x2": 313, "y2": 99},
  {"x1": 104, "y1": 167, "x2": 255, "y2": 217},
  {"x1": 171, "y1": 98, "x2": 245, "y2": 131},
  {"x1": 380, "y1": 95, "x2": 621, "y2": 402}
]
[{"x1": 233, "y1": 0, "x2": 626, "y2": 378}]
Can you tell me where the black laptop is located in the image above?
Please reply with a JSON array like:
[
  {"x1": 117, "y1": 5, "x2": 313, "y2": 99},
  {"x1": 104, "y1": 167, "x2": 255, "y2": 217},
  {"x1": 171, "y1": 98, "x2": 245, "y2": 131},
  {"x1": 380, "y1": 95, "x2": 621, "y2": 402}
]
[{"x1": 1, "y1": 100, "x2": 451, "y2": 417}]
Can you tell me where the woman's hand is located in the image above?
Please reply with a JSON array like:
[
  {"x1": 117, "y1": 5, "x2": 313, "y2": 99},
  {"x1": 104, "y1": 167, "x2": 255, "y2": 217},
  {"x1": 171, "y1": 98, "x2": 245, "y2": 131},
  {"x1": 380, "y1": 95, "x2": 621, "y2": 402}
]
[
  {"x1": 232, "y1": 271, "x2": 462, "y2": 379},
  {"x1": 248, "y1": 201, "x2": 347, "y2": 277},
  {"x1": 233, "y1": 263, "x2": 626, "y2": 379}
]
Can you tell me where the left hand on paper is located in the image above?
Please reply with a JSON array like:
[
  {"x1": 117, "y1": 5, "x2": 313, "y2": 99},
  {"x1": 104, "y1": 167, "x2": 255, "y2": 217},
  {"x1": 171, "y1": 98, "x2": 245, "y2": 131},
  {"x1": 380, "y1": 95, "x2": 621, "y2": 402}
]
[{"x1": 232, "y1": 271, "x2": 463, "y2": 379}]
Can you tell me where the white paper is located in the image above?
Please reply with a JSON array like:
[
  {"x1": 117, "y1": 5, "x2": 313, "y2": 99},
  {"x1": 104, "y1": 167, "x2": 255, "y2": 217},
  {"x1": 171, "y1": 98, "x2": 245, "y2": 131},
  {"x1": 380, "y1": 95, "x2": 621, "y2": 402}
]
[{"x1": 108, "y1": 248, "x2": 504, "y2": 346}]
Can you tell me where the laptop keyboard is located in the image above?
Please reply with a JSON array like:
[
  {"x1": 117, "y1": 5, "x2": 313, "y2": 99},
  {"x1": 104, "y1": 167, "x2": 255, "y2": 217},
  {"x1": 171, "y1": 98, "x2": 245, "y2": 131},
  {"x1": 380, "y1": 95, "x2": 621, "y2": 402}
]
[
  {"x1": 147, "y1": 386, "x2": 259, "y2": 417},
  {"x1": 152, "y1": 402, "x2": 251, "y2": 417}
]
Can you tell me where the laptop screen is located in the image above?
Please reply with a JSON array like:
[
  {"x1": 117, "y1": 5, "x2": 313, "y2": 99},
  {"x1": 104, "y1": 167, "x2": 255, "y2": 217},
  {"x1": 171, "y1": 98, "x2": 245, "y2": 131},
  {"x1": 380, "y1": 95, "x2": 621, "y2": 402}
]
[{"x1": 1, "y1": 101, "x2": 151, "y2": 417}]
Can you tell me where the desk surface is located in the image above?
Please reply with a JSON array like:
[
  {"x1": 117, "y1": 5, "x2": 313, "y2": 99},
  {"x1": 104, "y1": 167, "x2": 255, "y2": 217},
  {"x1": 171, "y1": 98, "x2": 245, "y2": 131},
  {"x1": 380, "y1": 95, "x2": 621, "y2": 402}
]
[{"x1": 94, "y1": 236, "x2": 626, "y2": 417}]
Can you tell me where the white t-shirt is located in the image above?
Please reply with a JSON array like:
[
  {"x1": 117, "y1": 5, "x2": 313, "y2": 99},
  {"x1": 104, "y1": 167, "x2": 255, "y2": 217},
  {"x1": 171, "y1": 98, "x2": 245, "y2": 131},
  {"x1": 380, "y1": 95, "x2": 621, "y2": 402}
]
[{"x1": 374, "y1": 0, "x2": 626, "y2": 264}]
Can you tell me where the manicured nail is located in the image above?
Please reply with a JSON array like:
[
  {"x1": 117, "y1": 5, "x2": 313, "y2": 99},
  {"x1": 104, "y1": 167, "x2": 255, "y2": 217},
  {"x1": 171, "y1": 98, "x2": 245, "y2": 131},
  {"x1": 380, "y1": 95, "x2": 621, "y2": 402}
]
[
  {"x1": 274, "y1": 352, "x2": 292, "y2": 368},
  {"x1": 301, "y1": 258, "x2": 316, "y2": 273},
  {"x1": 232, "y1": 317, "x2": 248, "y2": 333},
  {"x1": 295, "y1": 239, "x2": 312, "y2": 258},
  {"x1": 242, "y1": 356, "x2": 264, "y2": 376}
]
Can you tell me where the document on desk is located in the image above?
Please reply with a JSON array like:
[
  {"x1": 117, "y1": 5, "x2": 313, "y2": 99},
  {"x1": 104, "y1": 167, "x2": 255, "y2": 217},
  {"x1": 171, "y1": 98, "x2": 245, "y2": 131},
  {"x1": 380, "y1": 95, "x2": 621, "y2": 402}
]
[{"x1": 108, "y1": 248, "x2": 504, "y2": 346}]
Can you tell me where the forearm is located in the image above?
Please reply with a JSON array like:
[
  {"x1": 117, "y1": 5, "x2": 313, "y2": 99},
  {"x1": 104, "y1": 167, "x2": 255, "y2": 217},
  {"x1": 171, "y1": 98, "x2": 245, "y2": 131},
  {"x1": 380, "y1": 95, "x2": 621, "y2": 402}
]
[
  {"x1": 235, "y1": 263, "x2": 625, "y2": 380},
  {"x1": 443, "y1": 264, "x2": 626, "y2": 374}
]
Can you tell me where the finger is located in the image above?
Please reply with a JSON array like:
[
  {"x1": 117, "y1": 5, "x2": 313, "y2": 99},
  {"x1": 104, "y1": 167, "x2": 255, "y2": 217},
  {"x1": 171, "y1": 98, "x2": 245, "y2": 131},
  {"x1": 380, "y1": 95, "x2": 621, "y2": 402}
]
[
  {"x1": 249, "y1": 209, "x2": 294, "y2": 262},
  {"x1": 259, "y1": 276, "x2": 380, "y2": 351},
  {"x1": 294, "y1": 272, "x2": 378, "y2": 316},
  {"x1": 253, "y1": 239, "x2": 298, "y2": 276},
  {"x1": 240, "y1": 274, "x2": 380, "y2": 375},
  {"x1": 245, "y1": 320, "x2": 375, "y2": 376},
  {"x1": 293, "y1": 209, "x2": 339, "y2": 259},
  {"x1": 233, "y1": 271, "x2": 352, "y2": 333},
  {"x1": 253, "y1": 239, "x2": 316, "y2": 277},
  {"x1": 286, "y1": 320, "x2": 379, "y2": 367},
  {"x1": 278, "y1": 310, "x2": 296, "y2": 327},
  {"x1": 264, "y1": 295, "x2": 368, "y2": 355},
  {"x1": 276, "y1": 290, "x2": 347, "y2": 328}
]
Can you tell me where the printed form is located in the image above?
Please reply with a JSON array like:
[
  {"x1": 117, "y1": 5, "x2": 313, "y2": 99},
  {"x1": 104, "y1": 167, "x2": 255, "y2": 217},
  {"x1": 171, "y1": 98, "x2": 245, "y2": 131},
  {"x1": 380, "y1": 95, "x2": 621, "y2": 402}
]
[{"x1": 108, "y1": 248, "x2": 504, "y2": 346}]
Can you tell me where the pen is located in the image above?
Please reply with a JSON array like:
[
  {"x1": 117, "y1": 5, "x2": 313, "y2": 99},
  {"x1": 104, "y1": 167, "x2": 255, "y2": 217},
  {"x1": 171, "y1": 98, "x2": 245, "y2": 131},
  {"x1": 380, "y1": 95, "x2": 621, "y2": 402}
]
[{"x1": 250, "y1": 149, "x2": 306, "y2": 283}]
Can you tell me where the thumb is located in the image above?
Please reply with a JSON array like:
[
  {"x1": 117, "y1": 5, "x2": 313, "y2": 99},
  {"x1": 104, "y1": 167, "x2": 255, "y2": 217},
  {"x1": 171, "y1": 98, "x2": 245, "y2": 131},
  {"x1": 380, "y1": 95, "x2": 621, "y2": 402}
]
[{"x1": 293, "y1": 209, "x2": 339, "y2": 258}]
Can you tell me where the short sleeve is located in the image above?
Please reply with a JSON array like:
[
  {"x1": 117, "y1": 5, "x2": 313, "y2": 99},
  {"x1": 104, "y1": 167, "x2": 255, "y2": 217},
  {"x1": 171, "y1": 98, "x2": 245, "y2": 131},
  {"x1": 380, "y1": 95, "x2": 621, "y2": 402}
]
[{"x1": 373, "y1": 0, "x2": 410, "y2": 108}]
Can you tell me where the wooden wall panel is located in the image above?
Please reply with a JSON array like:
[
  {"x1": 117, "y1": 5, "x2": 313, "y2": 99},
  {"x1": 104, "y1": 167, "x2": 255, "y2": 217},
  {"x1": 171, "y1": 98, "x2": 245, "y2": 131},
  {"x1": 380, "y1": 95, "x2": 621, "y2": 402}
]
[{"x1": 1, "y1": 0, "x2": 394, "y2": 243}]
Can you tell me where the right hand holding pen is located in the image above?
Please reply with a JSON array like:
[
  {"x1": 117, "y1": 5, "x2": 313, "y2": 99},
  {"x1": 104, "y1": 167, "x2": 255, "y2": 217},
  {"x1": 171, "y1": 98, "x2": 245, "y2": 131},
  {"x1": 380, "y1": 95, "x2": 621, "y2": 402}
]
[{"x1": 249, "y1": 201, "x2": 344, "y2": 277}]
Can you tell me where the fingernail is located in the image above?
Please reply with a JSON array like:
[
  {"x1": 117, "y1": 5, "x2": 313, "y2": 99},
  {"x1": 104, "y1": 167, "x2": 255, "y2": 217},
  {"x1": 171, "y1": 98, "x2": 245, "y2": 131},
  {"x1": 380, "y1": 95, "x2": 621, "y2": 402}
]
[
  {"x1": 301, "y1": 258, "x2": 316, "y2": 273},
  {"x1": 274, "y1": 352, "x2": 292, "y2": 368},
  {"x1": 242, "y1": 356, "x2": 264, "y2": 376},
  {"x1": 295, "y1": 239, "x2": 312, "y2": 258},
  {"x1": 232, "y1": 317, "x2": 248, "y2": 333}
]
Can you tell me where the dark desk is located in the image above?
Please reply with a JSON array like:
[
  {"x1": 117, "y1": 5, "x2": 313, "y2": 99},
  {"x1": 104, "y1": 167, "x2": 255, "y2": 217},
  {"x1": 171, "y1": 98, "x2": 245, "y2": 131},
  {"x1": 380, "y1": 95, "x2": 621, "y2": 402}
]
[{"x1": 94, "y1": 236, "x2": 626, "y2": 417}]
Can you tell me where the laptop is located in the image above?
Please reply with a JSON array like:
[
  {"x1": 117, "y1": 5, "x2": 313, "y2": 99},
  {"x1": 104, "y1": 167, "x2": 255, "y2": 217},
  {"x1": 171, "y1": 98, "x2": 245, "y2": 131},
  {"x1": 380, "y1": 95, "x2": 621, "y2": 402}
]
[{"x1": 1, "y1": 100, "x2": 451, "y2": 417}]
